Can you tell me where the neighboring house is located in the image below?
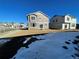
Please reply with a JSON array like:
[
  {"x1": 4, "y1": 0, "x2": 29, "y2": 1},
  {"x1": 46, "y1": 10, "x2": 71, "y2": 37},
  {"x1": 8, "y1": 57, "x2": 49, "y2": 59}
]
[
  {"x1": 27, "y1": 11, "x2": 49, "y2": 30},
  {"x1": 49, "y1": 14, "x2": 76, "y2": 30},
  {"x1": 76, "y1": 24, "x2": 79, "y2": 29}
]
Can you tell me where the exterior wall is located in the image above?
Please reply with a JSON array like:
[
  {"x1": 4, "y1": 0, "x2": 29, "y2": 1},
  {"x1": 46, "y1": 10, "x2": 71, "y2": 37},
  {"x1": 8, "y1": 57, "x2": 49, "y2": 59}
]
[
  {"x1": 36, "y1": 12, "x2": 48, "y2": 22},
  {"x1": 36, "y1": 22, "x2": 49, "y2": 30},
  {"x1": 49, "y1": 16, "x2": 64, "y2": 29},
  {"x1": 70, "y1": 23, "x2": 76, "y2": 29},
  {"x1": 70, "y1": 18, "x2": 76, "y2": 29},
  {"x1": 65, "y1": 15, "x2": 76, "y2": 29},
  {"x1": 51, "y1": 23, "x2": 62, "y2": 29},
  {"x1": 27, "y1": 12, "x2": 49, "y2": 30}
]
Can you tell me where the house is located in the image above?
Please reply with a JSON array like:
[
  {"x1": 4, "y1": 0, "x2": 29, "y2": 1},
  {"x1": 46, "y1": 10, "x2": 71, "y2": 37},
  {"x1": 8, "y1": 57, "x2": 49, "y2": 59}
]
[
  {"x1": 49, "y1": 14, "x2": 76, "y2": 30},
  {"x1": 27, "y1": 11, "x2": 49, "y2": 30}
]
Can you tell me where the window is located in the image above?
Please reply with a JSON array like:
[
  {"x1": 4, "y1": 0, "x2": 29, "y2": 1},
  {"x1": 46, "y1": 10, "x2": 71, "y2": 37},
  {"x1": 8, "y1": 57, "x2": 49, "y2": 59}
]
[
  {"x1": 31, "y1": 17, "x2": 35, "y2": 20},
  {"x1": 32, "y1": 23, "x2": 36, "y2": 27},
  {"x1": 65, "y1": 25, "x2": 67, "y2": 29},
  {"x1": 45, "y1": 24, "x2": 47, "y2": 26},
  {"x1": 40, "y1": 24, "x2": 43, "y2": 29},
  {"x1": 67, "y1": 17, "x2": 70, "y2": 21},
  {"x1": 72, "y1": 24, "x2": 75, "y2": 27}
]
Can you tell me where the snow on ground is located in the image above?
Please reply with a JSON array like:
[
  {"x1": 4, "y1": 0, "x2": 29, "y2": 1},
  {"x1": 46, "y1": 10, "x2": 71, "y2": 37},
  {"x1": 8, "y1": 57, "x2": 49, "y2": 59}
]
[{"x1": 12, "y1": 32, "x2": 79, "y2": 59}]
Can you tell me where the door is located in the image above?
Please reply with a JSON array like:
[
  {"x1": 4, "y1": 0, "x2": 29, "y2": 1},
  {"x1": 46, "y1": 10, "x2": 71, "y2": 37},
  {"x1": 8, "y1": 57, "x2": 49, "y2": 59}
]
[
  {"x1": 65, "y1": 25, "x2": 67, "y2": 29},
  {"x1": 62, "y1": 24, "x2": 69, "y2": 30}
]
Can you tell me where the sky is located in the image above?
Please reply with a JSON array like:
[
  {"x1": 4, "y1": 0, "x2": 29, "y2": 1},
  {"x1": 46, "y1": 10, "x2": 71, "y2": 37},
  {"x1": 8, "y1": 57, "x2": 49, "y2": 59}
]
[{"x1": 0, "y1": 0, "x2": 79, "y2": 24}]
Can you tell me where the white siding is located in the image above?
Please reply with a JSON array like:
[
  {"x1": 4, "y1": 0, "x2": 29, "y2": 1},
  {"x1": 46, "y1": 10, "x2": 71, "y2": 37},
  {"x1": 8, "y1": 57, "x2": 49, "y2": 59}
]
[{"x1": 64, "y1": 15, "x2": 71, "y2": 23}]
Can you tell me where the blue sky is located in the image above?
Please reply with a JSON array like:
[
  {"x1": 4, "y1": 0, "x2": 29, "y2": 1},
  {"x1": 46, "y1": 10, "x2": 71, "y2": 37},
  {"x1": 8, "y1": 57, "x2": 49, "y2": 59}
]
[{"x1": 0, "y1": 0, "x2": 79, "y2": 24}]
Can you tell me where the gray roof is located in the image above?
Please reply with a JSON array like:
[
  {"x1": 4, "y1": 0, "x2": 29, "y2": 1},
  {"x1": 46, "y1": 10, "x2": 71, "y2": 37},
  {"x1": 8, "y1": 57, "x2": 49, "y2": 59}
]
[{"x1": 53, "y1": 14, "x2": 76, "y2": 18}]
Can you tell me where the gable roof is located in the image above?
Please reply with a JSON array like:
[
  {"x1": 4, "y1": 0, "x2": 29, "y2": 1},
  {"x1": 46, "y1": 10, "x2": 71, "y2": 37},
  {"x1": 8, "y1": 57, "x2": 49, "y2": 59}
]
[{"x1": 27, "y1": 11, "x2": 49, "y2": 18}]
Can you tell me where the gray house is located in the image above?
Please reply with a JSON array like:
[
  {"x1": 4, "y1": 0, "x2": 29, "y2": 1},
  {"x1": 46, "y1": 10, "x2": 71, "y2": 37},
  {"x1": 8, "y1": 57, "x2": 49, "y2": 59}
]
[
  {"x1": 49, "y1": 14, "x2": 76, "y2": 30},
  {"x1": 27, "y1": 11, "x2": 49, "y2": 30}
]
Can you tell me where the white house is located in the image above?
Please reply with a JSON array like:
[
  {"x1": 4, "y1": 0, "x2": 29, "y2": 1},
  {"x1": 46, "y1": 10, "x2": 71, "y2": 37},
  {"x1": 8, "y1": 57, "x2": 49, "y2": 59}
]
[
  {"x1": 49, "y1": 14, "x2": 76, "y2": 30},
  {"x1": 27, "y1": 11, "x2": 49, "y2": 30}
]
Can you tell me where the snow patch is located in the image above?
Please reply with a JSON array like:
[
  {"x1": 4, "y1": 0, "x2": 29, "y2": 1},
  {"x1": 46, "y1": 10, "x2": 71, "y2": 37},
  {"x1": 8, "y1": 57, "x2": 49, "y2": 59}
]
[{"x1": 12, "y1": 32, "x2": 79, "y2": 59}]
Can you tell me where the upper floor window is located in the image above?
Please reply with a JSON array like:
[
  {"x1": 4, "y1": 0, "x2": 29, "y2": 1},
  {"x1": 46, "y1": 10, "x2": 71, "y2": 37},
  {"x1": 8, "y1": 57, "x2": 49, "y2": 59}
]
[
  {"x1": 31, "y1": 17, "x2": 35, "y2": 20},
  {"x1": 53, "y1": 19, "x2": 58, "y2": 22},
  {"x1": 67, "y1": 17, "x2": 70, "y2": 21}
]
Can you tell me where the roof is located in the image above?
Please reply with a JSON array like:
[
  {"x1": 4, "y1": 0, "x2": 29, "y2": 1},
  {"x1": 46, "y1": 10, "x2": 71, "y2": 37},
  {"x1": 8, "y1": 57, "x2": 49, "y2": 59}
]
[
  {"x1": 53, "y1": 14, "x2": 76, "y2": 18},
  {"x1": 53, "y1": 15, "x2": 65, "y2": 17},
  {"x1": 27, "y1": 11, "x2": 49, "y2": 18}
]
